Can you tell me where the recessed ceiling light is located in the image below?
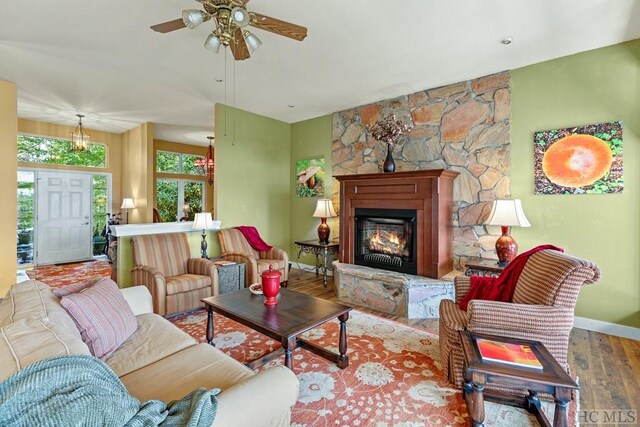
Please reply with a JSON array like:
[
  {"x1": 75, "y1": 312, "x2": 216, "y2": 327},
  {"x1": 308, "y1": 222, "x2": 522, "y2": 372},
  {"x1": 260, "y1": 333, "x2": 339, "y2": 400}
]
[
  {"x1": 500, "y1": 38, "x2": 513, "y2": 45},
  {"x1": 215, "y1": 79, "x2": 223, "y2": 83},
  {"x1": 287, "y1": 104, "x2": 295, "y2": 108}
]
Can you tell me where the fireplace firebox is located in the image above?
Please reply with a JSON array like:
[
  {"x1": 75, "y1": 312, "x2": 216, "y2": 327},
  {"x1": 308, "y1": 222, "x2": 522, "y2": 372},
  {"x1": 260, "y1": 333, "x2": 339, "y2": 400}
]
[{"x1": 354, "y1": 208, "x2": 417, "y2": 275}]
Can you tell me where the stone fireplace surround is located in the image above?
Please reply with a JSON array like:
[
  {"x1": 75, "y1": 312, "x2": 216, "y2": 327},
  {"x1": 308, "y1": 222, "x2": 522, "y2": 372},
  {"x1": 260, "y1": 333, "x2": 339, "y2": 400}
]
[{"x1": 331, "y1": 71, "x2": 511, "y2": 269}]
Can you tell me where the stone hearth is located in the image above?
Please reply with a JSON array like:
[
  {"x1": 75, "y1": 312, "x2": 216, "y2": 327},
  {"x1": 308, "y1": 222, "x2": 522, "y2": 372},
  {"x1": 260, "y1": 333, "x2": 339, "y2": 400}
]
[{"x1": 333, "y1": 263, "x2": 455, "y2": 319}]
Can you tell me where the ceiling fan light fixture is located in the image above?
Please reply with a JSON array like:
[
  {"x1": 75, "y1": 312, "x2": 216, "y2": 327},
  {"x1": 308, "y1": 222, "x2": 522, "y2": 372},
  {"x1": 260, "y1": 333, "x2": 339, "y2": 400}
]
[
  {"x1": 244, "y1": 31, "x2": 262, "y2": 52},
  {"x1": 182, "y1": 9, "x2": 206, "y2": 29},
  {"x1": 231, "y1": 7, "x2": 250, "y2": 27},
  {"x1": 204, "y1": 33, "x2": 222, "y2": 53}
]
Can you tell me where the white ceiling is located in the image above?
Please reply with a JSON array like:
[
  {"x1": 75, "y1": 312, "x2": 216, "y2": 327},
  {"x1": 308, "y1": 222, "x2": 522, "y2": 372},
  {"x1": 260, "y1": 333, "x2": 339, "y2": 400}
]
[{"x1": 1, "y1": 0, "x2": 639, "y2": 146}]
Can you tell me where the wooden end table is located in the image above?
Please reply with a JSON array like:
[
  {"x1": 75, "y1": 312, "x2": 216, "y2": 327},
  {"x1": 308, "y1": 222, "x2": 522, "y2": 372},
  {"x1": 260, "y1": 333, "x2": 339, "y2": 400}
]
[
  {"x1": 464, "y1": 259, "x2": 505, "y2": 278},
  {"x1": 294, "y1": 239, "x2": 339, "y2": 287},
  {"x1": 202, "y1": 288, "x2": 352, "y2": 370},
  {"x1": 459, "y1": 331, "x2": 578, "y2": 427}
]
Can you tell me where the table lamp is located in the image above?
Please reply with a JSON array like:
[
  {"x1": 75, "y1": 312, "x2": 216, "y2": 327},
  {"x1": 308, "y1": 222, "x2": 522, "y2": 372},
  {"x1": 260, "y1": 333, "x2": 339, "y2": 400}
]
[
  {"x1": 120, "y1": 198, "x2": 135, "y2": 224},
  {"x1": 192, "y1": 212, "x2": 216, "y2": 259},
  {"x1": 313, "y1": 199, "x2": 337, "y2": 244},
  {"x1": 486, "y1": 199, "x2": 531, "y2": 266}
]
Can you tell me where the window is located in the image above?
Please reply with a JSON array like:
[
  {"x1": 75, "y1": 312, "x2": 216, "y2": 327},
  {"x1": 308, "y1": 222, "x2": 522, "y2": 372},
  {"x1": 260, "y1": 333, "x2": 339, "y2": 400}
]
[
  {"x1": 92, "y1": 176, "x2": 108, "y2": 255},
  {"x1": 17, "y1": 171, "x2": 35, "y2": 265},
  {"x1": 156, "y1": 179, "x2": 204, "y2": 222},
  {"x1": 18, "y1": 135, "x2": 106, "y2": 168},
  {"x1": 156, "y1": 150, "x2": 203, "y2": 176}
]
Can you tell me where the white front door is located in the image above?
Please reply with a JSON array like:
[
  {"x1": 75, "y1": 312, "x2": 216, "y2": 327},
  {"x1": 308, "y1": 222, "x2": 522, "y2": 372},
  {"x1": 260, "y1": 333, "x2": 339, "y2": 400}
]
[{"x1": 36, "y1": 171, "x2": 93, "y2": 265}]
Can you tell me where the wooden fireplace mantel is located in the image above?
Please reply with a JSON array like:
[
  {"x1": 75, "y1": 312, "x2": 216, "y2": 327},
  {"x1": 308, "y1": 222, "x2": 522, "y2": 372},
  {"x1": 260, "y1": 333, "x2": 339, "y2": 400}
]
[{"x1": 335, "y1": 169, "x2": 459, "y2": 279}]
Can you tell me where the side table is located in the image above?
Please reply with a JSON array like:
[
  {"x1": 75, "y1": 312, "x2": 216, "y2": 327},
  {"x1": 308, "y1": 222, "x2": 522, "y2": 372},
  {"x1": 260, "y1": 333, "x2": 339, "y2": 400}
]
[
  {"x1": 294, "y1": 240, "x2": 339, "y2": 287},
  {"x1": 459, "y1": 331, "x2": 578, "y2": 427},
  {"x1": 211, "y1": 260, "x2": 245, "y2": 294},
  {"x1": 465, "y1": 259, "x2": 505, "y2": 278}
]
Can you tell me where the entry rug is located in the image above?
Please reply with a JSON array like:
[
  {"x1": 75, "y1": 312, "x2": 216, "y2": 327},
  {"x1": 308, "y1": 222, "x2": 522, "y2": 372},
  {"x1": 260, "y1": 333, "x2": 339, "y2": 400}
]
[
  {"x1": 167, "y1": 309, "x2": 578, "y2": 427},
  {"x1": 25, "y1": 260, "x2": 111, "y2": 288}
]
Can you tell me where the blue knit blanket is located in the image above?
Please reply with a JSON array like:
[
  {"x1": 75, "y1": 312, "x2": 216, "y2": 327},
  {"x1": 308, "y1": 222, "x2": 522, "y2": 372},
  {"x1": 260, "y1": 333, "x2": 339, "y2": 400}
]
[{"x1": 0, "y1": 355, "x2": 219, "y2": 427}]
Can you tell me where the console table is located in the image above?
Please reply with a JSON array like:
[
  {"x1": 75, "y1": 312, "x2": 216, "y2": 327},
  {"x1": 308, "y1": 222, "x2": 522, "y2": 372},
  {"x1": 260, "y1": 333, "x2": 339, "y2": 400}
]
[{"x1": 294, "y1": 240, "x2": 339, "y2": 287}]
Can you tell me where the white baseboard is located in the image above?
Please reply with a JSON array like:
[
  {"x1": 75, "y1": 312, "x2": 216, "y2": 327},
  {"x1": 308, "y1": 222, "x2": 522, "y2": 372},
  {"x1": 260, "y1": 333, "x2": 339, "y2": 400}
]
[
  {"x1": 291, "y1": 262, "x2": 334, "y2": 276},
  {"x1": 574, "y1": 316, "x2": 640, "y2": 340}
]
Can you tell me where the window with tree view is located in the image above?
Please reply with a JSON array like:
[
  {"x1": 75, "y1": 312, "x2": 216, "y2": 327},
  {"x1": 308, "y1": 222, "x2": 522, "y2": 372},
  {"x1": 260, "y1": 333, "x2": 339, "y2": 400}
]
[
  {"x1": 156, "y1": 150, "x2": 203, "y2": 175},
  {"x1": 17, "y1": 171, "x2": 35, "y2": 265},
  {"x1": 18, "y1": 135, "x2": 106, "y2": 168},
  {"x1": 157, "y1": 179, "x2": 204, "y2": 222}
]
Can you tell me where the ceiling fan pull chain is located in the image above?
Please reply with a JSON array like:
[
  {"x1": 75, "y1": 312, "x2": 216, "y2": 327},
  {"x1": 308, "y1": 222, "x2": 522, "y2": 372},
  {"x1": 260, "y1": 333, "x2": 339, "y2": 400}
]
[
  {"x1": 233, "y1": 56, "x2": 236, "y2": 146},
  {"x1": 224, "y1": 48, "x2": 228, "y2": 138}
]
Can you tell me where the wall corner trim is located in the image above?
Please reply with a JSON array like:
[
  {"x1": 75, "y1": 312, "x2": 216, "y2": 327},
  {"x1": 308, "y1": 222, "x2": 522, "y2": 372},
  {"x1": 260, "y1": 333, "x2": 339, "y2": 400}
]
[{"x1": 573, "y1": 316, "x2": 640, "y2": 340}]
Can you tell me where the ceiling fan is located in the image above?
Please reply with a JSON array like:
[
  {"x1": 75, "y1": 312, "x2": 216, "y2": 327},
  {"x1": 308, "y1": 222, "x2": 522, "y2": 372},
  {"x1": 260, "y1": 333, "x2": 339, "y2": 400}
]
[{"x1": 150, "y1": 0, "x2": 308, "y2": 61}]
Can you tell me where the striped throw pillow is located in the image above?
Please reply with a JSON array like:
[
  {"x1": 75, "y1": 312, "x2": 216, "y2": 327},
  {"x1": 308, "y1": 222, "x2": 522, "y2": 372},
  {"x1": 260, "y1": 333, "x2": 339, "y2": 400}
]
[
  {"x1": 53, "y1": 276, "x2": 104, "y2": 298},
  {"x1": 60, "y1": 279, "x2": 137, "y2": 360}
]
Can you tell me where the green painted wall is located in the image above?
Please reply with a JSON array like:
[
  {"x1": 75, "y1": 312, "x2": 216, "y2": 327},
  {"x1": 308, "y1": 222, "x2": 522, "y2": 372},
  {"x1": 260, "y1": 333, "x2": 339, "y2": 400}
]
[
  {"x1": 290, "y1": 115, "x2": 334, "y2": 266},
  {"x1": 215, "y1": 104, "x2": 292, "y2": 253},
  {"x1": 511, "y1": 40, "x2": 640, "y2": 327}
]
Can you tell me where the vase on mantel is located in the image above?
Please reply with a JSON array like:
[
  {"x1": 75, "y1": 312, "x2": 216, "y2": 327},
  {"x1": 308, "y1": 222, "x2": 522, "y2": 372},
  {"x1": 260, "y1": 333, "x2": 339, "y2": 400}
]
[{"x1": 383, "y1": 145, "x2": 396, "y2": 173}]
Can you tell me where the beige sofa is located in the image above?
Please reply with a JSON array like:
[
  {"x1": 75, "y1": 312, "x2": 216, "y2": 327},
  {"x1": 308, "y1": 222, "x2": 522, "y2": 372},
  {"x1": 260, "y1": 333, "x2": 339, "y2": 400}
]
[{"x1": 0, "y1": 280, "x2": 299, "y2": 426}]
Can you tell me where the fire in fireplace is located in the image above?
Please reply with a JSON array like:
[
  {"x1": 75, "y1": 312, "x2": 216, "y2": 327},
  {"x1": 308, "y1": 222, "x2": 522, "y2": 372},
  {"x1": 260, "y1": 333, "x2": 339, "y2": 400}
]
[{"x1": 354, "y1": 208, "x2": 417, "y2": 275}]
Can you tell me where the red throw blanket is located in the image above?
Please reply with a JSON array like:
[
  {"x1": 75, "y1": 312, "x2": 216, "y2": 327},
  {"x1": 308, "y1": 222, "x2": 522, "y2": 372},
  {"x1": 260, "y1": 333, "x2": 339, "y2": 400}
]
[
  {"x1": 458, "y1": 244, "x2": 563, "y2": 311},
  {"x1": 235, "y1": 226, "x2": 273, "y2": 251}
]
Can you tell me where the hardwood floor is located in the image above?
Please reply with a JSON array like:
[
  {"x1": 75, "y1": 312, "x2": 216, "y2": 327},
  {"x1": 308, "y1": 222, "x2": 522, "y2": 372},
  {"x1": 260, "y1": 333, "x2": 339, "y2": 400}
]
[{"x1": 287, "y1": 268, "x2": 640, "y2": 417}]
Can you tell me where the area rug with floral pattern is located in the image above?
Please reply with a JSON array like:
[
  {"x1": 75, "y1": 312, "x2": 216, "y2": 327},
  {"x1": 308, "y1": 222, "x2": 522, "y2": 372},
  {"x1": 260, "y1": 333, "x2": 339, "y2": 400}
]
[
  {"x1": 25, "y1": 260, "x2": 111, "y2": 287},
  {"x1": 167, "y1": 308, "x2": 578, "y2": 427}
]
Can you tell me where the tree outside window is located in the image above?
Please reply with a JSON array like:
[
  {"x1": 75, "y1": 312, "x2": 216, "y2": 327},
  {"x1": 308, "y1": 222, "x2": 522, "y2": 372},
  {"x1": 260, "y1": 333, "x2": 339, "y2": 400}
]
[
  {"x1": 156, "y1": 179, "x2": 204, "y2": 222},
  {"x1": 18, "y1": 135, "x2": 106, "y2": 168}
]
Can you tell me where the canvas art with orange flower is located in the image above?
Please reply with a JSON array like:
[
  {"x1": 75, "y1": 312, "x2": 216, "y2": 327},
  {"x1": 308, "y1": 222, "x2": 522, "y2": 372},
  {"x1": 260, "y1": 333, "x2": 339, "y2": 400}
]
[{"x1": 534, "y1": 121, "x2": 623, "y2": 195}]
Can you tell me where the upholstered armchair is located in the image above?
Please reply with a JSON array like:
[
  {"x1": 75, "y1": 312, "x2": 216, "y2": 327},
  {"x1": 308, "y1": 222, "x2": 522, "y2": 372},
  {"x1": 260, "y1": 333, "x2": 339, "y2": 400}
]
[
  {"x1": 131, "y1": 233, "x2": 218, "y2": 316},
  {"x1": 439, "y1": 249, "x2": 600, "y2": 386},
  {"x1": 218, "y1": 228, "x2": 289, "y2": 287}
]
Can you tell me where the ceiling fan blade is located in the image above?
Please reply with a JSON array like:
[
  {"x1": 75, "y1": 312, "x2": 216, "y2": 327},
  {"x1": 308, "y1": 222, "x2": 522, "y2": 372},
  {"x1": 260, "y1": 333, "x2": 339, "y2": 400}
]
[
  {"x1": 251, "y1": 13, "x2": 307, "y2": 41},
  {"x1": 150, "y1": 18, "x2": 186, "y2": 33},
  {"x1": 229, "y1": 28, "x2": 251, "y2": 61}
]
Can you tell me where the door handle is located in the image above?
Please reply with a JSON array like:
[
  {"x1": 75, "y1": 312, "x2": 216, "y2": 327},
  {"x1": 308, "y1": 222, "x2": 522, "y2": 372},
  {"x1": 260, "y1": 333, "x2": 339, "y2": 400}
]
[{"x1": 82, "y1": 222, "x2": 90, "y2": 225}]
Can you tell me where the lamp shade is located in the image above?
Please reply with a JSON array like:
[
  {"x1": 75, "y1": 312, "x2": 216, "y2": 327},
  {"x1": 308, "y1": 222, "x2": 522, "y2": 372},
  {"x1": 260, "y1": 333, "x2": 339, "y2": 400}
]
[
  {"x1": 192, "y1": 212, "x2": 216, "y2": 230},
  {"x1": 120, "y1": 198, "x2": 135, "y2": 209},
  {"x1": 313, "y1": 199, "x2": 337, "y2": 218},
  {"x1": 182, "y1": 9, "x2": 206, "y2": 29},
  {"x1": 204, "y1": 33, "x2": 222, "y2": 53},
  {"x1": 486, "y1": 199, "x2": 531, "y2": 227},
  {"x1": 244, "y1": 31, "x2": 262, "y2": 52},
  {"x1": 231, "y1": 7, "x2": 250, "y2": 27}
]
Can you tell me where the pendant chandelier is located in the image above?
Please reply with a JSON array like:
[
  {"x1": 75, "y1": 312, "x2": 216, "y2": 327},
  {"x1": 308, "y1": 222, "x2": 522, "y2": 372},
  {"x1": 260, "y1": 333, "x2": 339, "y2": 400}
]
[
  {"x1": 70, "y1": 114, "x2": 90, "y2": 151},
  {"x1": 195, "y1": 136, "x2": 215, "y2": 185}
]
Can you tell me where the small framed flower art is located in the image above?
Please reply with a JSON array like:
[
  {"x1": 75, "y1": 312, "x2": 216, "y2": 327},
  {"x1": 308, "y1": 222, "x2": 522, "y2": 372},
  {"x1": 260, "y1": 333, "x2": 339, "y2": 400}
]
[{"x1": 533, "y1": 121, "x2": 623, "y2": 195}]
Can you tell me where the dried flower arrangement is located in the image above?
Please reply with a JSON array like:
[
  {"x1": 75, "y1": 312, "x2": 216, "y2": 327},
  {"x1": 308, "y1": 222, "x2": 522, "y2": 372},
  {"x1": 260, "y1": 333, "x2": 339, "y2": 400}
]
[{"x1": 367, "y1": 114, "x2": 412, "y2": 148}]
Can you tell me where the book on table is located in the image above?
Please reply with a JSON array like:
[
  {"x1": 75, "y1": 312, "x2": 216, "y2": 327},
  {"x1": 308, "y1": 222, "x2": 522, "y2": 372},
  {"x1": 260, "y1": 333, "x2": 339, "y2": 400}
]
[
  {"x1": 476, "y1": 338, "x2": 543, "y2": 370},
  {"x1": 213, "y1": 260, "x2": 236, "y2": 266}
]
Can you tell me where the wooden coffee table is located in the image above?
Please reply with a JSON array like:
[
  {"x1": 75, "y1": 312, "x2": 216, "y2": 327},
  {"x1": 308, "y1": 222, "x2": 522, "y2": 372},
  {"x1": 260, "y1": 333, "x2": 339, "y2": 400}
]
[
  {"x1": 201, "y1": 288, "x2": 352, "y2": 370},
  {"x1": 459, "y1": 331, "x2": 579, "y2": 427}
]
